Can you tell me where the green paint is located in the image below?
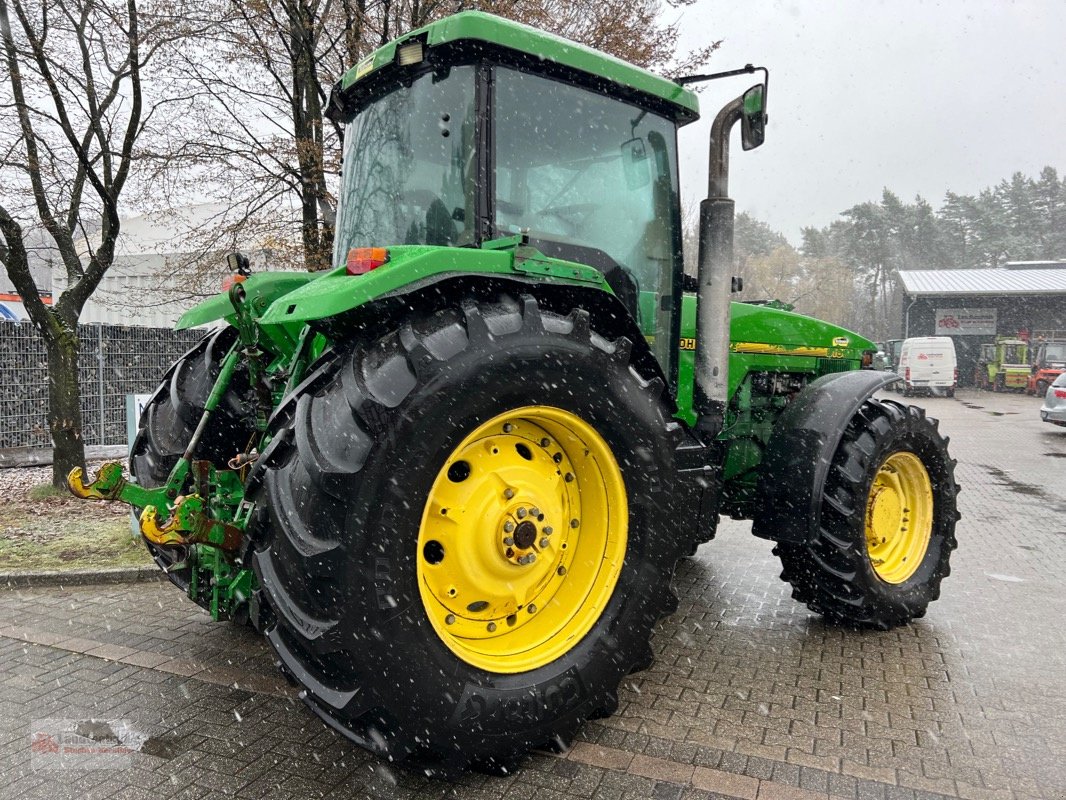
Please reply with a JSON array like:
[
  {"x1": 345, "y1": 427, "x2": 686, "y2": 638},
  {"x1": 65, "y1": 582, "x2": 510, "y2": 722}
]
[
  {"x1": 177, "y1": 272, "x2": 319, "y2": 331},
  {"x1": 257, "y1": 243, "x2": 609, "y2": 326},
  {"x1": 338, "y1": 11, "x2": 699, "y2": 122},
  {"x1": 674, "y1": 294, "x2": 875, "y2": 425}
]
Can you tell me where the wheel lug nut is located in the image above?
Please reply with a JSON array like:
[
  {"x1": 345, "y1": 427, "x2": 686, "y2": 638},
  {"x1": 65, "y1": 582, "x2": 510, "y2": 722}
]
[
  {"x1": 570, "y1": 518, "x2": 579, "y2": 528},
  {"x1": 504, "y1": 521, "x2": 514, "y2": 533},
  {"x1": 530, "y1": 507, "x2": 540, "y2": 517},
  {"x1": 504, "y1": 488, "x2": 515, "y2": 499},
  {"x1": 503, "y1": 537, "x2": 514, "y2": 546},
  {"x1": 503, "y1": 423, "x2": 513, "y2": 433},
  {"x1": 564, "y1": 473, "x2": 574, "y2": 483},
  {"x1": 540, "y1": 438, "x2": 549, "y2": 447},
  {"x1": 557, "y1": 566, "x2": 567, "y2": 576},
  {"x1": 487, "y1": 622, "x2": 497, "y2": 632},
  {"x1": 517, "y1": 507, "x2": 527, "y2": 519},
  {"x1": 543, "y1": 526, "x2": 553, "y2": 535},
  {"x1": 527, "y1": 604, "x2": 537, "y2": 614},
  {"x1": 539, "y1": 538, "x2": 549, "y2": 549},
  {"x1": 445, "y1": 614, "x2": 456, "y2": 625}
]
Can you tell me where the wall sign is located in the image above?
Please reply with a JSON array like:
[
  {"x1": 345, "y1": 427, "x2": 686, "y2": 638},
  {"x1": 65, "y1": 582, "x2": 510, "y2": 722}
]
[{"x1": 935, "y1": 308, "x2": 997, "y2": 335}]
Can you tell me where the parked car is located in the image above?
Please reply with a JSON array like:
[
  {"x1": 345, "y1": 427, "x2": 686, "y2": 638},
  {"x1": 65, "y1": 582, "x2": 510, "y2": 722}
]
[
  {"x1": 1040, "y1": 372, "x2": 1066, "y2": 427},
  {"x1": 897, "y1": 336, "x2": 958, "y2": 397}
]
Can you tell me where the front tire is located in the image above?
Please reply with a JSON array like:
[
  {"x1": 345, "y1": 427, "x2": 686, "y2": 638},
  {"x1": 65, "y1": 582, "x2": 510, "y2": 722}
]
[
  {"x1": 774, "y1": 398, "x2": 959, "y2": 629},
  {"x1": 248, "y1": 295, "x2": 683, "y2": 772}
]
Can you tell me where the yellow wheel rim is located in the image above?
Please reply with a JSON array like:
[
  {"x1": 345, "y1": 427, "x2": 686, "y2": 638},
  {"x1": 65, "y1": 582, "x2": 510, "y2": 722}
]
[
  {"x1": 865, "y1": 451, "x2": 933, "y2": 584},
  {"x1": 416, "y1": 406, "x2": 627, "y2": 674}
]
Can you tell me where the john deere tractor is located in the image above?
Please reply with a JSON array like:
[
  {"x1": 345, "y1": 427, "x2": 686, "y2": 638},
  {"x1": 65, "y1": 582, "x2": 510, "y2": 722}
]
[{"x1": 69, "y1": 13, "x2": 959, "y2": 773}]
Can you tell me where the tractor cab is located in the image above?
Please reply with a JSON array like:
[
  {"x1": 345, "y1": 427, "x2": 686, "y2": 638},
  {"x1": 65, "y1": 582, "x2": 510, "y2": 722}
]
[{"x1": 328, "y1": 13, "x2": 695, "y2": 370}]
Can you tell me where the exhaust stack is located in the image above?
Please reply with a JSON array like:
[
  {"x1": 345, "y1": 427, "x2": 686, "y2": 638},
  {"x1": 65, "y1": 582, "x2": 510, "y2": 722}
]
[{"x1": 678, "y1": 67, "x2": 768, "y2": 437}]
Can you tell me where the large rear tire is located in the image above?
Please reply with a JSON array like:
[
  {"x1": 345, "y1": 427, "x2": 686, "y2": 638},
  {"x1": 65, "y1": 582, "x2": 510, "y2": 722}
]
[
  {"x1": 129, "y1": 327, "x2": 254, "y2": 602},
  {"x1": 774, "y1": 398, "x2": 959, "y2": 629},
  {"x1": 248, "y1": 295, "x2": 683, "y2": 772}
]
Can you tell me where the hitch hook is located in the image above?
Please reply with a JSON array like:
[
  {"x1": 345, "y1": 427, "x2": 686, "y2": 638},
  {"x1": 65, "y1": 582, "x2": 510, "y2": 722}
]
[{"x1": 67, "y1": 461, "x2": 126, "y2": 501}]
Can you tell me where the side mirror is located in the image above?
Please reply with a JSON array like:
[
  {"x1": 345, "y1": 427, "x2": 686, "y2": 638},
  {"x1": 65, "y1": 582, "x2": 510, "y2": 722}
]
[
  {"x1": 740, "y1": 84, "x2": 767, "y2": 151},
  {"x1": 620, "y1": 137, "x2": 650, "y2": 190}
]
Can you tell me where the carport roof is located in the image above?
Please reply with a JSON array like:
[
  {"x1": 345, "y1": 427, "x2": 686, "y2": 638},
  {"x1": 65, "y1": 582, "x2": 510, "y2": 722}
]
[{"x1": 899, "y1": 263, "x2": 1066, "y2": 296}]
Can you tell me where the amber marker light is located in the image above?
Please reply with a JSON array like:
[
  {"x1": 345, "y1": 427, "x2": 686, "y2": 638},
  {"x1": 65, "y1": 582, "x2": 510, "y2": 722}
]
[{"x1": 346, "y1": 247, "x2": 389, "y2": 275}]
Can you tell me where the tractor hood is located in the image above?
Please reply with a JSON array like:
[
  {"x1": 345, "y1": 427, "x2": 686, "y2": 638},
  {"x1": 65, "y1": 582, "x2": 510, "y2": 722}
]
[{"x1": 728, "y1": 302, "x2": 876, "y2": 359}]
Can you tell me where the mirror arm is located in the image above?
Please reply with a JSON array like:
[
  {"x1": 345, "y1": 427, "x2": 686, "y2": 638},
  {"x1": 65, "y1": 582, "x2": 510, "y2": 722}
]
[{"x1": 676, "y1": 65, "x2": 770, "y2": 117}]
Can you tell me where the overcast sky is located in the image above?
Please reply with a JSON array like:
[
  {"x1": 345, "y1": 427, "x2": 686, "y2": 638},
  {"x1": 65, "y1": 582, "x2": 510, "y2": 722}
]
[{"x1": 673, "y1": 1, "x2": 1066, "y2": 243}]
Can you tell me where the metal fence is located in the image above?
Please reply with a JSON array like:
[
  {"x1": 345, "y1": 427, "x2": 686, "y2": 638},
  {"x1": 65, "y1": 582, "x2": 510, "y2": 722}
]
[{"x1": 0, "y1": 321, "x2": 204, "y2": 449}]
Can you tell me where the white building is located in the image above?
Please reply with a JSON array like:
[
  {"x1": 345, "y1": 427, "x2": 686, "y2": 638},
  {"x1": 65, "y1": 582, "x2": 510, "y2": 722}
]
[{"x1": 4, "y1": 203, "x2": 300, "y2": 328}]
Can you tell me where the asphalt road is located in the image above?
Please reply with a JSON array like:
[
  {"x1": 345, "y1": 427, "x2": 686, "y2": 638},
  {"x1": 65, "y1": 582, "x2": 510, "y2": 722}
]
[{"x1": 0, "y1": 388, "x2": 1063, "y2": 800}]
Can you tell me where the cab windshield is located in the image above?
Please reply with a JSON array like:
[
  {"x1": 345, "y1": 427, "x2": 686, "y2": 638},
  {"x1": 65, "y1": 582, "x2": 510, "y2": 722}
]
[
  {"x1": 1003, "y1": 344, "x2": 1026, "y2": 364},
  {"x1": 1043, "y1": 343, "x2": 1066, "y2": 363},
  {"x1": 333, "y1": 65, "x2": 477, "y2": 259}
]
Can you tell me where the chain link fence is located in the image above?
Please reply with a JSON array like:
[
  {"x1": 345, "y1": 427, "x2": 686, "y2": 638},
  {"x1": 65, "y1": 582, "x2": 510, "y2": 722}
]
[{"x1": 0, "y1": 321, "x2": 205, "y2": 449}]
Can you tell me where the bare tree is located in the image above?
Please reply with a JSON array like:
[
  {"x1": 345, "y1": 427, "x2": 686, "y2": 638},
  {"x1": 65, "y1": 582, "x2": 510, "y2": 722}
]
[
  {"x1": 158, "y1": 0, "x2": 718, "y2": 274},
  {"x1": 0, "y1": 0, "x2": 204, "y2": 485}
]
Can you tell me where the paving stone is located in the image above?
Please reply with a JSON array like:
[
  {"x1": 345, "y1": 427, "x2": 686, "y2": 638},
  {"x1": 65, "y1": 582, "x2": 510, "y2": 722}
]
[
  {"x1": 1, "y1": 392, "x2": 1065, "y2": 798},
  {"x1": 628, "y1": 753, "x2": 695, "y2": 784},
  {"x1": 757, "y1": 783, "x2": 831, "y2": 800},
  {"x1": 691, "y1": 767, "x2": 760, "y2": 799}
]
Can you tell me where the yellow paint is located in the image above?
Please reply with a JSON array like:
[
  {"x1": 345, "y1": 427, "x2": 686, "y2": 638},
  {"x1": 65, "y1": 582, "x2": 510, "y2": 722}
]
[
  {"x1": 730, "y1": 341, "x2": 835, "y2": 358},
  {"x1": 354, "y1": 57, "x2": 374, "y2": 80},
  {"x1": 416, "y1": 406, "x2": 627, "y2": 673},
  {"x1": 865, "y1": 451, "x2": 933, "y2": 584}
]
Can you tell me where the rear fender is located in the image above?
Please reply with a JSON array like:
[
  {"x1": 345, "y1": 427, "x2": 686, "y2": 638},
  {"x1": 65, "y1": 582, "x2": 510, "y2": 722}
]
[
  {"x1": 314, "y1": 273, "x2": 673, "y2": 411},
  {"x1": 176, "y1": 272, "x2": 320, "y2": 330},
  {"x1": 751, "y1": 370, "x2": 899, "y2": 544}
]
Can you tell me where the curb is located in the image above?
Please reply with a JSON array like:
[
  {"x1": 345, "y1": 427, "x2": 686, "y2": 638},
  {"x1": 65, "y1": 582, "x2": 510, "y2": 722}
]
[
  {"x1": 0, "y1": 565, "x2": 164, "y2": 590},
  {"x1": 0, "y1": 444, "x2": 129, "y2": 469}
]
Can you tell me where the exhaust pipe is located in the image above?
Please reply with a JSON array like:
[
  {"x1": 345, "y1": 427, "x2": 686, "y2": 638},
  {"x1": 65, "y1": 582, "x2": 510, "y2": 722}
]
[{"x1": 693, "y1": 96, "x2": 744, "y2": 438}]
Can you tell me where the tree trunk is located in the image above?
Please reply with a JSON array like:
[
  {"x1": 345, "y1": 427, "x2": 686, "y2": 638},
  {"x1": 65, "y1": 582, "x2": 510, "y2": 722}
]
[{"x1": 45, "y1": 328, "x2": 86, "y2": 488}]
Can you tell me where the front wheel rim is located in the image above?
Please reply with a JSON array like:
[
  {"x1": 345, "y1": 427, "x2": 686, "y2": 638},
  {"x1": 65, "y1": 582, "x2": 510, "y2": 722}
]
[
  {"x1": 865, "y1": 450, "x2": 934, "y2": 584},
  {"x1": 416, "y1": 406, "x2": 627, "y2": 674}
]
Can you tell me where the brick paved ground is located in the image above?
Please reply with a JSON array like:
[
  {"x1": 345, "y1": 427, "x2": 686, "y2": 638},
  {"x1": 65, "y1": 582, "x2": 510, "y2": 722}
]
[{"x1": 0, "y1": 388, "x2": 1063, "y2": 800}]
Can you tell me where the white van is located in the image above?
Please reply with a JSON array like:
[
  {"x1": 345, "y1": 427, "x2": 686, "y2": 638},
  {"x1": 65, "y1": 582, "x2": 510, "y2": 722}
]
[{"x1": 896, "y1": 336, "x2": 958, "y2": 397}]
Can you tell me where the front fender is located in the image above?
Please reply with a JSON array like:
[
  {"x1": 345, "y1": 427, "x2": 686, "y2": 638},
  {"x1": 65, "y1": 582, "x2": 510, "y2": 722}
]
[{"x1": 751, "y1": 370, "x2": 899, "y2": 544}]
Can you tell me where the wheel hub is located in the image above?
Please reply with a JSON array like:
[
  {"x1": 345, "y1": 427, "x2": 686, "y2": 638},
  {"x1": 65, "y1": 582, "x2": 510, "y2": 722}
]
[
  {"x1": 416, "y1": 406, "x2": 626, "y2": 674},
  {"x1": 865, "y1": 451, "x2": 934, "y2": 584}
]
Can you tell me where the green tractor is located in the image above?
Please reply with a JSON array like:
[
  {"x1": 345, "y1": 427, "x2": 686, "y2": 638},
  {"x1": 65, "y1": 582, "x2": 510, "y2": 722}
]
[
  {"x1": 975, "y1": 337, "x2": 1029, "y2": 391},
  {"x1": 69, "y1": 12, "x2": 959, "y2": 773}
]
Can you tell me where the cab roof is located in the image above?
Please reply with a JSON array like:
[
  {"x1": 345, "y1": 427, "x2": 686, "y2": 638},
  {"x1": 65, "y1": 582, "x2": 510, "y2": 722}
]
[{"x1": 337, "y1": 11, "x2": 700, "y2": 124}]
